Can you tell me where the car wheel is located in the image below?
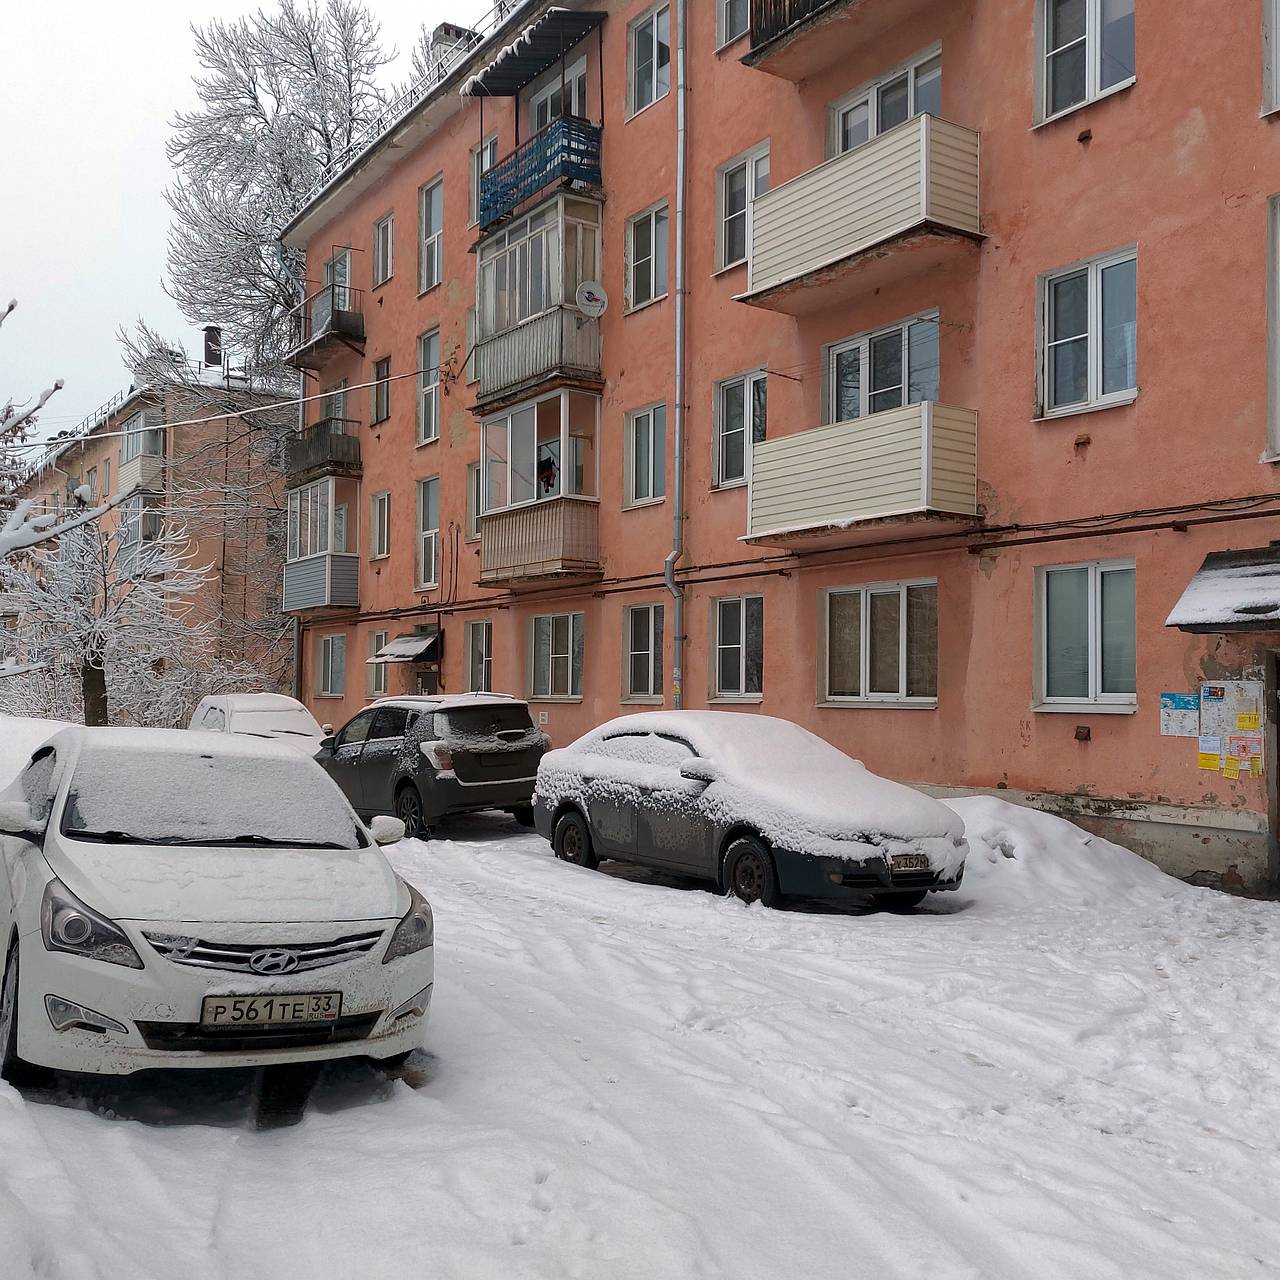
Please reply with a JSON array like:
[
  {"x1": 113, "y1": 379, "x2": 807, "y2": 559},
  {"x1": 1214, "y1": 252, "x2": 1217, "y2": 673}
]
[
  {"x1": 510, "y1": 804, "x2": 535, "y2": 828},
  {"x1": 0, "y1": 944, "x2": 44, "y2": 1088},
  {"x1": 395, "y1": 785, "x2": 427, "y2": 840},
  {"x1": 872, "y1": 889, "x2": 929, "y2": 911},
  {"x1": 553, "y1": 810, "x2": 599, "y2": 870},
  {"x1": 724, "y1": 837, "x2": 781, "y2": 909}
]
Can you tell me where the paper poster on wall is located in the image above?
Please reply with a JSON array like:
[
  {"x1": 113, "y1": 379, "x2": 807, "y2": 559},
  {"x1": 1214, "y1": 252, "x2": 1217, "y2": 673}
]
[
  {"x1": 1160, "y1": 693, "x2": 1200, "y2": 737},
  {"x1": 1199, "y1": 681, "x2": 1263, "y2": 743},
  {"x1": 1224, "y1": 756, "x2": 1242, "y2": 780}
]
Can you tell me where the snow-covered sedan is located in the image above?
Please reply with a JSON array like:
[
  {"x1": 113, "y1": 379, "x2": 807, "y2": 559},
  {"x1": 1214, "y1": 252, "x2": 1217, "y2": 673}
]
[
  {"x1": 0, "y1": 727, "x2": 434, "y2": 1081},
  {"x1": 187, "y1": 692, "x2": 329, "y2": 755},
  {"x1": 535, "y1": 712, "x2": 966, "y2": 909}
]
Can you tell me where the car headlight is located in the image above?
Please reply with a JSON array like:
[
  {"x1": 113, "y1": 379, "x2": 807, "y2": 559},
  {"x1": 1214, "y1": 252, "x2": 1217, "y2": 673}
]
[
  {"x1": 383, "y1": 882, "x2": 434, "y2": 963},
  {"x1": 40, "y1": 879, "x2": 143, "y2": 969}
]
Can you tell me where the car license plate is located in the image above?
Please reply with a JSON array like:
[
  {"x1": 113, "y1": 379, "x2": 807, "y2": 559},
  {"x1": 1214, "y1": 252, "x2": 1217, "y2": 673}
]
[
  {"x1": 891, "y1": 853, "x2": 931, "y2": 873},
  {"x1": 201, "y1": 992, "x2": 341, "y2": 1028}
]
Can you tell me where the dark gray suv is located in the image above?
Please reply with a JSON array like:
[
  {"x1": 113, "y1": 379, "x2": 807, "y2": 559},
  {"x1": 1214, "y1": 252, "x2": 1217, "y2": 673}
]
[{"x1": 315, "y1": 694, "x2": 549, "y2": 837}]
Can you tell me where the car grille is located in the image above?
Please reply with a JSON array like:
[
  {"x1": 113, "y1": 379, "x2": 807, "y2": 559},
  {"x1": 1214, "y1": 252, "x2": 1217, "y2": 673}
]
[
  {"x1": 135, "y1": 1013, "x2": 381, "y2": 1053},
  {"x1": 143, "y1": 930, "x2": 385, "y2": 973}
]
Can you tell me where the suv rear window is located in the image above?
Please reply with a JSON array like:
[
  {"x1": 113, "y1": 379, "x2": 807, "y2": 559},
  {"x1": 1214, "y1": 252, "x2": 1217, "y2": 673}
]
[{"x1": 438, "y1": 705, "x2": 534, "y2": 743}]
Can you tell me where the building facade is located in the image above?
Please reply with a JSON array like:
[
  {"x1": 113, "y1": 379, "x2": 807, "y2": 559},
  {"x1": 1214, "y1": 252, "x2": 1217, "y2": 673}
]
[{"x1": 281, "y1": 0, "x2": 1280, "y2": 889}]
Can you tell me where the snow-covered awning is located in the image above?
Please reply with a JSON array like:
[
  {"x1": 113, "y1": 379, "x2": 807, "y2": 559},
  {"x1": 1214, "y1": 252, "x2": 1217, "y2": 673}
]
[
  {"x1": 1165, "y1": 545, "x2": 1280, "y2": 632},
  {"x1": 367, "y1": 631, "x2": 440, "y2": 665},
  {"x1": 461, "y1": 8, "x2": 606, "y2": 98}
]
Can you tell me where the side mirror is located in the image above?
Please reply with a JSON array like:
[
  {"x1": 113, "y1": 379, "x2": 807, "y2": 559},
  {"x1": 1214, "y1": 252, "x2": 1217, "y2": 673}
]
[
  {"x1": 679, "y1": 758, "x2": 720, "y2": 785},
  {"x1": 370, "y1": 814, "x2": 407, "y2": 846},
  {"x1": 319, "y1": 735, "x2": 336, "y2": 752},
  {"x1": 0, "y1": 800, "x2": 45, "y2": 841},
  {"x1": 321, "y1": 723, "x2": 334, "y2": 735}
]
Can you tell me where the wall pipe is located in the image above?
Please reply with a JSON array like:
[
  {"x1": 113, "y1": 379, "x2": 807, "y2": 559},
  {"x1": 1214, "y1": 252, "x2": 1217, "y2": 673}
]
[{"x1": 275, "y1": 240, "x2": 307, "y2": 700}]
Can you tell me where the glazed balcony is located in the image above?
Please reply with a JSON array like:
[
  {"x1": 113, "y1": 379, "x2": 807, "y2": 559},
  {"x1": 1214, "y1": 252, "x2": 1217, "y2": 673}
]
[
  {"x1": 475, "y1": 307, "x2": 602, "y2": 407},
  {"x1": 285, "y1": 284, "x2": 366, "y2": 371},
  {"x1": 284, "y1": 418, "x2": 362, "y2": 489},
  {"x1": 479, "y1": 116, "x2": 602, "y2": 232},
  {"x1": 740, "y1": 115, "x2": 980, "y2": 316},
  {"x1": 282, "y1": 553, "x2": 360, "y2": 612},
  {"x1": 479, "y1": 496, "x2": 601, "y2": 588},
  {"x1": 745, "y1": 401, "x2": 978, "y2": 550},
  {"x1": 117, "y1": 451, "x2": 164, "y2": 497}
]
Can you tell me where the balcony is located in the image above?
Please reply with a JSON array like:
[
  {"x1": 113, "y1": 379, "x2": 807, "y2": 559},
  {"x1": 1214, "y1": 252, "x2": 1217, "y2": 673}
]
[
  {"x1": 117, "y1": 451, "x2": 164, "y2": 496},
  {"x1": 745, "y1": 402, "x2": 978, "y2": 550},
  {"x1": 475, "y1": 307, "x2": 602, "y2": 407},
  {"x1": 745, "y1": 0, "x2": 951, "y2": 80},
  {"x1": 285, "y1": 284, "x2": 365, "y2": 371},
  {"x1": 740, "y1": 115, "x2": 980, "y2": 316},
  {"x1": 479, "y1": 117, "x2": 602, "y2": 233},
  {"x1": 284, "y1": 419, "x2": 362, "y2": 488},
  {"x1": 282, "y1": 553, "x2": 360, "y2": 612},
  {"x1": 478, "y1": 497, "x2": 601, "y2": 588}
]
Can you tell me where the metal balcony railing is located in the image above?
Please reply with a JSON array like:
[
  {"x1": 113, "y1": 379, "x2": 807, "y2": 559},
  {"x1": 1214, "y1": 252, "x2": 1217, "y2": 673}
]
[
  {"x1": 478, "y1": 116, "x2": 602, "y2": 231},
  {"x1": 750, "y1": 0, "x2": 839, "y2": 48},
  {"x1": 284, "y1": 419, "x2": 362, "y2": 484},
  {"x1": 286, "y1": 284, "x2": 365, "y2": 369}
]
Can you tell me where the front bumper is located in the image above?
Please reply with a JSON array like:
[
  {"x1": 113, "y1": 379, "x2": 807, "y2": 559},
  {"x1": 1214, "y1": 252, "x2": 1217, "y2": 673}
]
[
  {"x1": 773, "y1": 849, "x2": 964, "y2": 901},
  {"x1": 14, "y1": 921, "x2": 434, "y2": 1076}
]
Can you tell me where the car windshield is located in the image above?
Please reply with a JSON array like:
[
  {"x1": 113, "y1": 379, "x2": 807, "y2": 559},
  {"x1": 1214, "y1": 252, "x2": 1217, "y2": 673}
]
[
  {"x1": 228, "y1": 708, "x2": 320, "y2": 737},
  {"x1": 439, "y1": 705, "x2": 535, "y2": 743},
  {"x1": 61, "y1": 747, "x2": 366, "y2": 848}
]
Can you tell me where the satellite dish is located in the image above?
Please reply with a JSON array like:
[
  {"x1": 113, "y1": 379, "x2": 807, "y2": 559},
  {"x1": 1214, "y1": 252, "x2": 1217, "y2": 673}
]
[{"x1": 576, "y1": 281, "x2": 608, "y2": 319}]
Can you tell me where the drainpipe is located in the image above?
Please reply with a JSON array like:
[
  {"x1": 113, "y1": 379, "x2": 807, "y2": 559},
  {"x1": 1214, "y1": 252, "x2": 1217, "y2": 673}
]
[
  {"x1": 277, "y1": 240, "x2": 306, "y2": 700},
  {"x1": 664, "y1": 0, "x2": 689, "y2": 708}
]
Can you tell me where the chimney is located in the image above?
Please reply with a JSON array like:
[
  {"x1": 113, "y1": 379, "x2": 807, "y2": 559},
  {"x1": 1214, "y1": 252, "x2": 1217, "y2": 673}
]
[
  {"x1": 429, "y1": 22, "x2": 477, "y2": 72},
  {"x1": 202, "y1": 326, "x2": 224, "y2": 368}
]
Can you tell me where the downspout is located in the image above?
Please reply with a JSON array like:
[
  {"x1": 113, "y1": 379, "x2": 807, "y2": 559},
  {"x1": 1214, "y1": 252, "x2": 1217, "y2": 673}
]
[
  {"x1": 276, "y1": 240, "x2": 306, "y2": 700},
  {"x1": 664, "y1": 0, "x2": 689, "y2": 708}
]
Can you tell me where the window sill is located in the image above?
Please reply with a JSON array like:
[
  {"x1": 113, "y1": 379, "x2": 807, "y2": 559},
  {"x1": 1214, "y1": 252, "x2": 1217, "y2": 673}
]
[
  {"x1": 465, "y1": 534, "x2": 481, "y2": 544},
  {"x1": 415, "y1": 583, "x2": 440, "y2": 594},
  {"x1": 623, "y1": 496, "x2": 666, "y2": 511},
  {"x1": 529, "y1": 696, "x2": 584, "y2": 704},
  {"x1": 625, "y1": 94, "x2": 670, "y2": 125},
  {"x1": 1032, "y1": 701, "x2": 1137, "y2": 715},
  {"x1": 1260, "y1": 450, "x2": 1280, "y2": 465},
  {"x1": 712, "y1": 479, "x2": 747, "y2": 493},
  {"x1": 416, "y1": 436, "x2": 439, "y2": 449},
  {"x1": 715, "y1": 32, "x2": 748, "y2": 55},
  {"x1": 625, "y1": 293, "x2": 669, "y2": 317},
  {"x1": 709, "y1": 695, "x2": 763, "y2": 705},
  {"x1": 818, "y1": 699, "x2": 938, "y2": 710},
  {"x1": 416, "y1": 281, "x2": 441, "y2": 300},
  {"x1": 1033, "y1": 392, "x2": 1138, "y2": 424},
  {"x1": 314, "y1": 693, "x2": 345, "y2": 700},
  {"x1": 1032, "y1": 77, "x2": 1136, "y2": 131},
  {"x1": 713, "y1": 259, "x2": 747, "y2": 279},
  {"x1": 369, "y1": 553, "x2": 390, "y2": 562},
  {"x1": 623, "y1": 695, "x2": 664, "y2": 705},
  {"x1": 371, "y1": 277, "x2": 393, "y2": 293},
  {"x1": 371, "y1": 417, "x2": 391, "y2": 428}
]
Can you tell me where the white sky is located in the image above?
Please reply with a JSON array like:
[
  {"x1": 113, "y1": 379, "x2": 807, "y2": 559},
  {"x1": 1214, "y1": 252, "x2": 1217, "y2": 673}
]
[{"x1": 1, "y1": 0, "x2": 489, "y2": 443}]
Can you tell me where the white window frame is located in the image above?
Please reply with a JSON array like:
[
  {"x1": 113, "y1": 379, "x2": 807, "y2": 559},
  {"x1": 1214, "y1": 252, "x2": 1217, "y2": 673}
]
[
  {"x1": 418, "y1": 177, "x2": 443, "y2": 294},
  {"x1": 369, "y1": 630, "x2": 389, "y2": 696},
  {"x1": 826, "y1": 47, "x2": 942, "y2": 158},
  {"x1": 625, "y1": 403, "x2": 666, "y2": 507},
  {"x1": 373, "y1": 212, "x2": 394, "y2": 286},
  {"x1": 1035, "y1": 558, "x2": 1137, "y2": 710},
  {"x1": 1038, "y1": 247, "x2": 1137, "y2": 418},
  {"x1": 714, "y1": 369, "x2": 767, "y2": 489},
  {"x1": 417, "y1": 476, "x2": 440, "y2": 590},
  {"x1": 417, "y1": 330, "x2": 440, "y2": 445},
  {"x1": 1267, "y1": 0, "x2": 1280, "y2": 114},
  {"x1": 1268, "y1": 196, "x2": 1280, "y2": 457},
  {"x1": 318, "y1": 633, "x2": 346, "y2": 698},
  {"x1": 717, "y1": 143, "x2": 770, "y2": 271},
  {"x1": 824, "y1": 310, "x2": 940, "y2": 423},
  {"x1": 470, "y1": 133, "x2": 499, "y2": 227},
  {"x1": 370, "y1": 490, "x2": 391, "y2": 560},
  {"x1": 530, "y1": 612, "x2": 585, "y2": 700},
  {"x1": 626, "y1": 202, "x2": 669, "y2": 311},
  {"x1": 466, "y1": 462, "x2": 482, "y2": 540},
  {"x1": 287, "y1": 477, "x2": 348, "y2": 562},
  {"x1": 713, "y1": 594, "x2": 763, "y2": 700},
  {"x1": 624, "y1": 603, "x2": 664, "y2": 700},
  {"x1": 628, "y1": 4, "x2": 672, "y2": 117},
  {"x1": 120, "y1": 410, "x2": 163, "y2": 464},
  {"x1": 717, "y1": 0, "x2": 749, "y2": 48},
  {"x1": 371, "y1": 357, "x2": 391, "y2": 424},
  {"x1": 1036, "y1": 0, "x2": 1136, "y2": 125},
  {"x1": 820, "y1": 578, "x2": 939, "y2": 707},
  {"x1": 467, "y1": 620, "x2": 493, "y2": 693},
  {"x1": 529, "y1": 55, "x2": 588, "y2": 131}
]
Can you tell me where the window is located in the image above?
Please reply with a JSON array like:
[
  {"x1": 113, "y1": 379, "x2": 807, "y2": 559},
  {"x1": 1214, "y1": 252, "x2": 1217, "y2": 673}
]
[
  {"x1": 120, "y1": 410, "x2": 163, "y2": 464},
  {"x1": 418, "y1": 179, "x2": 443, "y2": 293},
  {"x1": 370, "y1": 490, "x2": 390, "y2": 559},
  {"x1": 1041, "y1": 249, "x2": 1136, "y2": 415},
  {"x1": 482, "y1": 389, "x2": 598, "y2": 514},
  {"x1": 467, "y1": 620, "x2": 493, "y2": 692},
  {"x1": 371, "y1": 357, "x2": 391, "y2": 424},
  {"x1": 1037, "y1": 560, "x2": 1136, "y2": 706},
  {"x1": 625, "y1": 604, "x2": 664, "y2": 699},
  {"x1": 628, "y1": 204, "x2": 669, "y2": 309},
  {"x1": 369, "y1": 630, "x2": 389, "y2": 696},
  {"x1": 319, "y1": 634, "x2": 346, "y2": 697},
  {"x1": 470, "y1": 134, "x2": 498, "y2": 225},
  {"x1": 101, "y1": 458, "x2": 109, "y2": 500},
  {"x1": 626, "y1": 404, "x2": 666, "y2": 505},
  {"x1": 827, "y1": 314, "x2": 939, "y2": 423},
  {"x1": 417, "y1": 477, "x2": 439, "y2": 589},
  {"x1": 287, "y1": 477, "x2": 356, "y2": 560},
  {"x1": 85, "y1": 467, "x2": 97, "y2": 502},
  {"x1": 373, "y1": 213, "x2": 394, "y2": 286},
  {"x1": 466, "y1": 462, "x2": 482, "y2": 540},
  {"x1": 630, "y1": 5, "x2": 671, "y2": 114},
  {"x1": 18, "y1": 749, "x2": 58, "y2": 826},
  {"x1": 719, "y1": 145, "x2": 770, "y2": 269},
  {"x1": 370, "y1": 707, "x2": 409, "y2": 740},
  {"x1": 823, "y1": 580, "x2": 938, "y2": 704},
  {"x1": 1041, "y1": 0, "x2": 1135, "y2": 120},
  {"x1": 830, "y1": 51, "x2": 942, "y2": 156},
  {"x1": 718, "y1": 0, "x2": 748, "y2": 46},
  {"x1": 418, "y1": 331, "x2": 440, "y2": 444},
  {"x1": 715, "y1": 371, "x2": 767, "y2": 487},
  {"x1": 530, "y1": 56, "x2": 588, "y2": 131},
  {"x1": 532, "y1": 612, "x2": 584, "y2": 698},
  {"x1": 320, "y1": 380, "x2": 348, "y2": 425},
  {"x1": 118, "y1": 494, "x2": 162, "y2": 574},
  {"x1": 714, "y1": 595, "x2": 763, "y2": 698},
  {"x1": 465, "y1": 307, "x2": 478, "y2": 382}
]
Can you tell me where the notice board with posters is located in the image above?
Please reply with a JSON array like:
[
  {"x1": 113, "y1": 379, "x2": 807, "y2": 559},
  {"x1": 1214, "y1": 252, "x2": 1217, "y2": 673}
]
[{"x1": 1198, "y1": 680, "x2": 1264, "y2": 775}]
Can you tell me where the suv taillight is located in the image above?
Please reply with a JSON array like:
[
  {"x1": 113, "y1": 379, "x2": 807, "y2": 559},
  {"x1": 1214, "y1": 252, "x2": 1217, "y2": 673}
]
[{"x1": 433, "y1": 745, "x2": 454, "y2": 770}]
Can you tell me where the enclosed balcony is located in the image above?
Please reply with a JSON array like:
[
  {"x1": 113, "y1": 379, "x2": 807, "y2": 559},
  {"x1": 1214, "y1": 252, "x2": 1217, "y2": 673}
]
[
  {"x1": 476, "y1": 306, "x2": 601, "y2": 407},
  {"x1": 285, "y1": 284, "x2": 366, "y2": 371},
  {"x1": 283, "y1": 474, "x2": 360, "y2": 612},
  {"x1": 744, "y1": 401, "x2": 978, "y2": 550},
  {"x1": 284, "y1": 418, "x2": 362, "y2": 488},
  {"x1": 282, "y1": 554, "x2": 360, "y2": 612},
  {"x1": 479, "y1": 116, "x2": 602, "y2": 231},
  {"x1": 479, "y1": 497, "x2": 601, "y2": 587},
  {"x1": 740, "y1": 115, "x2": 980, "y2": 316}
]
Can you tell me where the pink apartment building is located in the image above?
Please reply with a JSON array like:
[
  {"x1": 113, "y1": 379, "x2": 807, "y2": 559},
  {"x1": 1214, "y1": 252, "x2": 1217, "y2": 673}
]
[{"x1": 280, "y1": 0, "x2": 1280, "y2": 889}]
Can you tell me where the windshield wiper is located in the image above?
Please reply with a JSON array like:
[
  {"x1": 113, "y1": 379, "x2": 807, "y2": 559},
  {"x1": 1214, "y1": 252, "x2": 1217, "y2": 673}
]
[
  {"x1": 174, "y1": 835, "x2": 351, "y2": 849},
  {"x1": 63, "y1": 829, "x2": 151, "y2": 845}
]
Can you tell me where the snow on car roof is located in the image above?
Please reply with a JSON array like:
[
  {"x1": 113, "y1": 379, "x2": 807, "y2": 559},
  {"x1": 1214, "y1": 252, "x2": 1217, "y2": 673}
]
[
  {"x1": 372, "y1": 693, "x2": 523, "y2": 711},
  {"x1": 216, "y1": 693, "x2": 310, "y2": 711},
  {"x1": 51, "y1": 725, "x2": 299, "y2": 760}
]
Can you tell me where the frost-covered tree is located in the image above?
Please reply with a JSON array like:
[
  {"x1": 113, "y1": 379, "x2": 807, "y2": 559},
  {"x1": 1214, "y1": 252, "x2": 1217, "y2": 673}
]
[{"x1": 165, "y1": 0, "x2": 394, "y2": 371}]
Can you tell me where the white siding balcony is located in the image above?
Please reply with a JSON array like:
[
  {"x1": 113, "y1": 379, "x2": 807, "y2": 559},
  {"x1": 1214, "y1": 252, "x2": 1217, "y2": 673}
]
[
  {"x1": 116, "y1": 452, "x2": 164, "y2": 496},
  {"x1": 745, "y1": 401, "x2": 978, "y2": 549},
  {"x1": 740, "y1": 115, "x2": 980, "y2": 316}
]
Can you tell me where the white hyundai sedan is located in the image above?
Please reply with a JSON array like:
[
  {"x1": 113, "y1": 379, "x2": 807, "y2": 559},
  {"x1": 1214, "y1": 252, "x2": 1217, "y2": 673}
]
[{"x1": 0, "y1": 727, "x2": 434, "y2": 1080}]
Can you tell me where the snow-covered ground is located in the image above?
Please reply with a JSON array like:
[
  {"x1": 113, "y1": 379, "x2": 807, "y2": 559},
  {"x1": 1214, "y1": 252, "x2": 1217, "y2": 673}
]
[{"x1": 0, "y1": 795, "x2": 1278, "y2": 1279}]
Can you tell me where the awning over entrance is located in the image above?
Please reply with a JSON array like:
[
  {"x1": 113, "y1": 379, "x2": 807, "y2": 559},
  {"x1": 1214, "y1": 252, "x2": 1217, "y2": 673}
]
[
  {"x1": 461, "y1": 9, "x2": 606, "y2": 97},
  {"x1": 1166, "y1": 545, "x2": 1280, "y2": 632},
  {"x1": 367, "y1": 630, "x2": 440, "y2": 665}
]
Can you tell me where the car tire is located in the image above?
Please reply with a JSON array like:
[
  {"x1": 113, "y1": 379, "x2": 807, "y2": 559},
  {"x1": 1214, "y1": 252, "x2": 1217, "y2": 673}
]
[
  {"x1": 553, "y1": 810, "x2": 599, "y2": 870},
  {"x1": 872, "y1": 889, "x2": 929, "y2": 911},
  {"x1": 724, "y1": 837, "x2": 781, "y2": 909},
  {"x1": 395, "y1": 785, "x2": 429, "y2": 840},
  {"x1": 509, "y1": 805, "x2": 536, "y2": 828},
  {"x1": 0, "y1": 944, "x2": 45, "y2": 1088}
]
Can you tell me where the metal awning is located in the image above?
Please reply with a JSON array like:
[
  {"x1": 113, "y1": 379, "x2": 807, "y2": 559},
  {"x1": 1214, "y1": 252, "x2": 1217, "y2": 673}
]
[
  {"x1": 1166, "y1": 545, "x2": 1280, "y2": 632},
  {"x1": 367, "y1": 630, "x2": 440, "y2": 665},
  {"x1": 462, "y1": 9, "x2": 606, "y2": 97}
]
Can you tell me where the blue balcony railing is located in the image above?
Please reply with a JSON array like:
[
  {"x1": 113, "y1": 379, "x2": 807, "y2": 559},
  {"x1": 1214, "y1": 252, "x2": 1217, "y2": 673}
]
[{"x1": 478, "y1": 116, "x2": 602, "y2": 230}]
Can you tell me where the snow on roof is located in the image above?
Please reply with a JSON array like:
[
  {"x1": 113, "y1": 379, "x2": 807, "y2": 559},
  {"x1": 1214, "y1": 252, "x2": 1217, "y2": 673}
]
[
  {"x1": 50, "y1": 725, "x2": 297, "y2": 761},
  {"x1": 374, "y1": 692, "x2": 520, "y2": 711},
  {"x1": 218, "y1": 692, "x2": 309, "y2": 711},
  {"x1": 1165, "y1": 546, "x2": 1280, "y2": 631}
]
